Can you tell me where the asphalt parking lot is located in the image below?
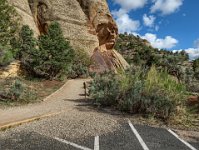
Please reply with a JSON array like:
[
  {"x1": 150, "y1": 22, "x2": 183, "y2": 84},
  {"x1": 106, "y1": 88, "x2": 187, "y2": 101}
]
[{"x1": 0, "y1": 119, "x2": 198, "y2": 150}]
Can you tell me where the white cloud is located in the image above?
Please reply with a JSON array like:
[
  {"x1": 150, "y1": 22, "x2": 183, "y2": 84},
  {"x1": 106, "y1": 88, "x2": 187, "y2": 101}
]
[
  {"x1": 185, "y1": 48, "x2": 199, "y2": 60},
  {"x1": 112, "y1": 8, "x2": 140, "y2": 33},
  {"x1": 184, "y1": 48, "x2": 199, "y2": 60},
  {"x1": 111, "y1": 9, "x2": 128, "y2": 18},
  {"x1": 113, "y1": 13, "x2": 140, "y2": 33},
  {"x1": 111, "y1": 0, "x2": 149, "y2": 33},
  {"x1": 141, "y1": 33, "x2": 178, "y2": 49},
  {"x1": 173, "y1": 39, "x2": 199, "y2": 60},
  {"x1": 113, "y1": 0, "x2": 148, "y2": 11},
  {"x1": 143, "y1": 14, "x2": 156, "y2": 27},
  {"x1": 173, "y1": 48, "x2": 199, "y2": 60},
  {"x1": 151, "y1": 0, "x2": 183, "y2": 15}
]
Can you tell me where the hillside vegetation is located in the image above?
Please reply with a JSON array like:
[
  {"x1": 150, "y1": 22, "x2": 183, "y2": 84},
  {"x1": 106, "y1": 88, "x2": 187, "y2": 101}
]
[
  {"x1": 0, "y1": 1, "x2": 90, "y2": 105},
  {"x1": 115, "y1": 34, "x2": 199, "y2": 91},
  {"x1": 0, "y1": 0, "x2": 19, "y2": 66},
  {"x1": 89, "y1": 33, "x2": 199, "y2": 125}
]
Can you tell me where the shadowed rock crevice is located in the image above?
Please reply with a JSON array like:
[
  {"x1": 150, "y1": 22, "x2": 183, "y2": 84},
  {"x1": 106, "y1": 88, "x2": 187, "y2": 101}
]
[{"x1": 27, "y1": 0, "x2": 50, "y2": 34}]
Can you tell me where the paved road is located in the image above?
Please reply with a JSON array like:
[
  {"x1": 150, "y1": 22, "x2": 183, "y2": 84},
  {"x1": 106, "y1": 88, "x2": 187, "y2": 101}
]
[{"x1": 0, "y1": 79, "x2": 198, "y2": 150}]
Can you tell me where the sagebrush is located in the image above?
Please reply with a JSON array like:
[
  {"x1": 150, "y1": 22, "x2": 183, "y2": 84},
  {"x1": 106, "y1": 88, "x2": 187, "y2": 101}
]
[{"x1": 89, "y1": 66, "x2": 187, "y2": 120}]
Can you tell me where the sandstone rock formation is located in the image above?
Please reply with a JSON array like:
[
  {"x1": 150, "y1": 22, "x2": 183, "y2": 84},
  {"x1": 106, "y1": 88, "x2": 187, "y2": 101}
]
[
  {"x1": 8, "y1": 0, "x2": 129, "y2": 73},
  {"x1": 8, "y1": 0, "x2": 40, "y2": 36}
]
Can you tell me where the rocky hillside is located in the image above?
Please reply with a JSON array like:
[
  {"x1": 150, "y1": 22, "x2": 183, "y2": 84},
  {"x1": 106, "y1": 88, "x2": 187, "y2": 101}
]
[
  {"x1": 8, "y1": 0, "x2": 129, "y2": 73},
  {"x1": 115, "y1": 34, "x2": 198, "y2": 82},
  {"x1": 115, "y1": 33, "x2": 189, "y2": 65}
]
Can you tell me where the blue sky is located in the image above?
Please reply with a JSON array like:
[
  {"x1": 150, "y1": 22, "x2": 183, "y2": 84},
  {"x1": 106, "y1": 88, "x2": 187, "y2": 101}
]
[{"x1": 107, "y1": 0, "x2": 199, "y2": 60}]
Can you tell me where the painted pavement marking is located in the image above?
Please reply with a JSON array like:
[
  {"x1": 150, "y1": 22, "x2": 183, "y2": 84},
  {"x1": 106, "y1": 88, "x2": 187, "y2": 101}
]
[
  {"x1": 128, "y1": 120, "x2": 150, "y2": 150},
  {"x1": 54, "y1": 137, "x2": 92, "y2": 150},
  {"x1": 168, "y1": 129, "x2": 198, "y2": 150},
  {"x1": 94, "y1": 136, "x2": 99, "y2": 150}
]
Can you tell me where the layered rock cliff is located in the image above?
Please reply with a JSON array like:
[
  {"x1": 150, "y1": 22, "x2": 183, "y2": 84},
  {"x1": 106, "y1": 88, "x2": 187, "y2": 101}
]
[{"x1": 8, "y1": 0, "x2": 129, "y2": 73}]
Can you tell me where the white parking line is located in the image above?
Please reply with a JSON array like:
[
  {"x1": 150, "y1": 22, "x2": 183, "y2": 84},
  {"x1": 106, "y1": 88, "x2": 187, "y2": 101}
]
[
  {"x1": 168, "y1": 129, "x2": 198, "y2": 150},
  {"x1": 54, "y1": 137, "x2": 92, "y2": 150},
  {"x1": 94, "y1": 136, "x2": 99, "y2": 150},
  {"x1": 128, "y1": 120, "x2": 149, "y2": 150}
]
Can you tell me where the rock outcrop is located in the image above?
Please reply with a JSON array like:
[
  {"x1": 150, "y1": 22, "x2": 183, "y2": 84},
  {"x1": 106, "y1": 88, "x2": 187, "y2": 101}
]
[
  {"x1": 8, "y1": 0, "x2": 129, "y2": 73},
  {"x1": 8, "y1": 0, "x2": 40, "y2": 36}
]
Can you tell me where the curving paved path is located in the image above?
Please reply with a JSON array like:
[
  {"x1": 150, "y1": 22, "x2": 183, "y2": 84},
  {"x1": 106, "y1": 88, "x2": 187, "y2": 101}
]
[{"x1": 0, "y1": 79, "x2": 91, "y2": 128}]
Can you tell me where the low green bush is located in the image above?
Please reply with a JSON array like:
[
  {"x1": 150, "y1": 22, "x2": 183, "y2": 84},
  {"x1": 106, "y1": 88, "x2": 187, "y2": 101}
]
[
  {"x1": 143, "y1": 66, "x2": 186, "y2": 118},
  {"x1": 0, "y1": 78, "x2": 37, "y2": 103},
  {"x1": 193, "y1": 58, "x2": 199, "y2": 80},
  {"x1": 187, "y1": 82, "x2": 199, "y2": 93},
  {"x1": 8, "y1": 79, "x2": 24, "y2": 100},
  {"x1": 0, "y1": 45, "x2": 14, "y2": 66},
  {"x1": 67, "y1": 49, "x2": 91, "y2": 79},
  {"x1": 89, "y1": 71, "x2": 120, "y2": 106},
  {"x1": 89, "y1": 66, "x2": 187, "y2": 120}
]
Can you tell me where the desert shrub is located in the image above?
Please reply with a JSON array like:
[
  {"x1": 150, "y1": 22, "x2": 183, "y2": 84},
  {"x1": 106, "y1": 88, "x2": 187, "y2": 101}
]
[
  {"x1": 0, "y1": 45, "x2": 14, "y2": 66},
  {"x1": 89, "y1": 71, "x2": 120, "y2": 106},
  {"x1": 0, "y1": 78, "x2": 37, "y2": 103},
  {"x1": 7, "y1": 79, "x2": 24, "y2": 100},
  {"x1": 67, "y1": 49, "x2": 91, "y2": 78},
  {"x1": 143, "y1": 66, "x2": 187, "y2": 118},
  {"x1": 116, "y1": 66, "x2": 146, "y2": 111},
  {"x1": 89, "y1": 66, "x2": 187, "y2": 120},
  {"x1": 193, "y1": 58, "x2": 199, "y2": 80},
  {"x1": 118, "y1": 79, "x2": 145, "y2": 113},
  {"x1": 183, "y1": 68, "x2": 194, "y2": 85},
  {"x1": 187, "y1": 82, "x2": 199, "y2": 93}
]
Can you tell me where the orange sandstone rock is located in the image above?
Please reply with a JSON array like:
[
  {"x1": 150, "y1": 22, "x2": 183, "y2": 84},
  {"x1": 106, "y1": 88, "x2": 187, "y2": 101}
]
[{"x1": 8, "y1": 0, "x2": 129, "y2": 73}]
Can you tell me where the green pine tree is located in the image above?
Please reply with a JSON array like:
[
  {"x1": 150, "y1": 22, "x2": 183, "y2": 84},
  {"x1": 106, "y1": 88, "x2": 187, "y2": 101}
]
[
  {"x1": 37, "y1": 22, "x2": 75, "y2": 79},
  {"x1": 0, "y1": 0, "x2": 19, "y2": 66},
  {"x1": 18, "y1": 22, "x2": 75, "y2": 79},
  {"x1": 17, "y1": 25, "x2": 39, "y2": 75}
]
